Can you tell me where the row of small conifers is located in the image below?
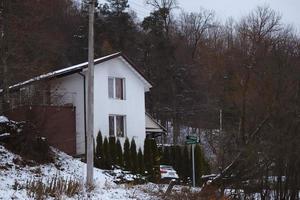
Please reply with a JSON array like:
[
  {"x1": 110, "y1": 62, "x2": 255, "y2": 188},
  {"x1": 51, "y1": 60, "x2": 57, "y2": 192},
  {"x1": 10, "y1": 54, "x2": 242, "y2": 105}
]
[{"x1": 94, "y1": 131, "x2": 210, "y2": 185}]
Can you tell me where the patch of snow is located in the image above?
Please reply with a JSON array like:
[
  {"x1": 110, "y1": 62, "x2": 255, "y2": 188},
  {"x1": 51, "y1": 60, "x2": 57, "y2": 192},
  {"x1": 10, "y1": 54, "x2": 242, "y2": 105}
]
[
  {"x1": 0, "y1": 133, "x2": 10, "y2": 137},
  {"x1": 0, "y1": 116, "x2": 9, "y2": 123},
  {"x1": 0, "y1": 145, "x2": 159, "y2": 200}
]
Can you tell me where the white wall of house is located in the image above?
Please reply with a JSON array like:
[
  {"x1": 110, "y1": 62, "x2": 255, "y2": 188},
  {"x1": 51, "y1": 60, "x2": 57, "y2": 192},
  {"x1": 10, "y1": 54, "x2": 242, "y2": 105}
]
[
  {"x1": 93, "y1": 58, "x2": 147, "y2": 149},
  {"x1": 50, "y1": 56, "x2": 149, "y2": 155}
]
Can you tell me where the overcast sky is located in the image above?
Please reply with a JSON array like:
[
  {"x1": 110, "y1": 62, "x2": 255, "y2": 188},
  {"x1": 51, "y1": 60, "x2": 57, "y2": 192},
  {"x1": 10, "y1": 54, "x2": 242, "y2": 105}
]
[{"x1": 128, "y1": 0, "x2": 300, "y2": 32}]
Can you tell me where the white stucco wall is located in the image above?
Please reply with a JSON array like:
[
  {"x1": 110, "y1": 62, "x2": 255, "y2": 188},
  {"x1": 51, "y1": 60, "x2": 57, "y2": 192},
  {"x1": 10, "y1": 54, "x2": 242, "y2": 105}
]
[
  {"x1": 93, "y1": 58, "x2": 146, "y2": 149},
  {"x1": 51, "y1": 57, "x2": 148, "y2": 154}
]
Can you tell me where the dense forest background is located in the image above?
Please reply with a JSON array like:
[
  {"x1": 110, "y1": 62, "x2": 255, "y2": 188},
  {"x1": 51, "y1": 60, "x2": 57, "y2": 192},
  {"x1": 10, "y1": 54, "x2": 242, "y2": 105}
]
[{"x1": 1, "y1": 0, "x2": 300, "y2": 198}]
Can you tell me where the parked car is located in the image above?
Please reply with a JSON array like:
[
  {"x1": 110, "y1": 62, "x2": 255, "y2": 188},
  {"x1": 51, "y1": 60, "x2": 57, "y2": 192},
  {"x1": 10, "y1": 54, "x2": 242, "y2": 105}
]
[{"x1": 159, "y1": 165, "x2": 179, "y2": 180}]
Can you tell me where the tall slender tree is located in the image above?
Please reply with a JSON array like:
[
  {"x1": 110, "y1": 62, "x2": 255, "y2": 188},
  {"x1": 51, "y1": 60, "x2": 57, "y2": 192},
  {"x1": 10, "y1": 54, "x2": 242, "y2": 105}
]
[
  {"x1": 103, "y1": 137, "x2": 111, "y2": 169},
  {"x1": 109, "y1": 136, "x2": 116, "y2": 165},
  {"x1": 95, "y1": 131, "x2": 103, "y2": 168},
  {"x1": 123, "y1": 137, "x2": 131, "y2": 170},
  {"x1": 115, "y1": 139, "x2": 123, "y2": 167},
  {"x1": 137, "y1": 148, "x2": 144, "y2": 174},
  {"x1": 130, "y1": 138, "x2": 138, "y2": 173}
]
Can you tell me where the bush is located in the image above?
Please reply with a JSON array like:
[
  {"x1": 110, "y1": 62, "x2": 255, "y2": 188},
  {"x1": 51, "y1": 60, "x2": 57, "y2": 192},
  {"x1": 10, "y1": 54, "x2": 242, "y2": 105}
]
[{"x1": 0, "y1": 119, "x2": 54, "y2": 164}]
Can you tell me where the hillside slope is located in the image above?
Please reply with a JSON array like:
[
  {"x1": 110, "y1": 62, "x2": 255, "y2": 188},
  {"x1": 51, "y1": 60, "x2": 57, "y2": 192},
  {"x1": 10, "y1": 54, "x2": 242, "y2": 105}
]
[{"x1": 0, "y1": 145, "x2": 159, "y2": 200}]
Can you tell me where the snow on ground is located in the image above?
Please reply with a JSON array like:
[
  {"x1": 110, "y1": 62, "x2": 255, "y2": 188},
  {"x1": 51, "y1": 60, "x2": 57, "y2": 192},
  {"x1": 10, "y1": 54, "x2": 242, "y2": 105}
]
[
  {"x1": 0, "y1": 116, "x2": 8, "y2": 123},
  {"x1": 0, "y1": 145, "x2": 159, "y2": 200}
]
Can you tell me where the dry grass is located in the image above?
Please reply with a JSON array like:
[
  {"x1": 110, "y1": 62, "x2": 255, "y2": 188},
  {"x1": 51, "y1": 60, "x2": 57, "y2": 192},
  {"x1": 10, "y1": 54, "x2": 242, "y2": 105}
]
[
  {"x1": 24, "y1": 174, "x2": 82, "y2": 200},
  {"x1": 152, "y1": 184, "x2": 231, "y2": 200}
]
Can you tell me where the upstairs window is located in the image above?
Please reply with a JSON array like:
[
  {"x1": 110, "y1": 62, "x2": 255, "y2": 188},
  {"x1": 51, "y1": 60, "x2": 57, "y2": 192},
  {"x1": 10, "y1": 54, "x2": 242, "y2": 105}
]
[
  {"x1": 108, "y1": 77, "x2": 125, "y2": 100},
  {"x1": 109, "y1": 115, "x2": 126, "y2": 137}
]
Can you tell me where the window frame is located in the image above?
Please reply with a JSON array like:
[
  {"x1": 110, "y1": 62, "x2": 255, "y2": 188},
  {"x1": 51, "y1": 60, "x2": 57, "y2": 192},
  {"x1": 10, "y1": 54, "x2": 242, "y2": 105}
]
[
  {"x1": 108, "y1": 114, "x2": 126, "y2": 138},
  {"x1": 108, "y1": 77, "x2": 126, "y2": 100}
]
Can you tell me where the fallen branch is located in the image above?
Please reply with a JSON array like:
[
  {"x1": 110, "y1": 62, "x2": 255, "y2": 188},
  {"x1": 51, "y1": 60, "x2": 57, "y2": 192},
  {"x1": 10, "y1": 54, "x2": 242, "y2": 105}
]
[{"x1": 199, "y1": 114, "x2": 271, "y2": 195}]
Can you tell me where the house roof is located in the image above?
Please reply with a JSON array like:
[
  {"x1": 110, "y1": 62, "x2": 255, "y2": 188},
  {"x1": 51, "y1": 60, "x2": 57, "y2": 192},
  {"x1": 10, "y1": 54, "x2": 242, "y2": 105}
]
[
  {"x1": 145, "y1": 112, "x2": 167, "y2": 133},
  {"x1": 3, "y1": 52, "x2": 152, "y2": 92}
]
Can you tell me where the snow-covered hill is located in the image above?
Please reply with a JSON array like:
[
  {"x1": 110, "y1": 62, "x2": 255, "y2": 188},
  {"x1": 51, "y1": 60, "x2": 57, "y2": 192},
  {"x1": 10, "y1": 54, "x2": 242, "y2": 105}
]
[{"x1": 0, "y1": 145, "x2": 159, "y2": 200}]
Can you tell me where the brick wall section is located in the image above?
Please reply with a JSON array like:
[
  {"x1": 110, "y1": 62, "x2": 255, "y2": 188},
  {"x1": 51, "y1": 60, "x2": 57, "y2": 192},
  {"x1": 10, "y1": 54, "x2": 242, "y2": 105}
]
[{"x1": 6, "y1": 105, "x2": 77, "y2": 155}]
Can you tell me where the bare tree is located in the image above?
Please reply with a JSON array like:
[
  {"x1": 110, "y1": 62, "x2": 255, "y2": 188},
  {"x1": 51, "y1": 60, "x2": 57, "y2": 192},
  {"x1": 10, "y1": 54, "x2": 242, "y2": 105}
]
[
  {"x1": 145, "y1": 0, "x2": 178, "y2": 10},
  {"x1": 179, "y1": 9, "x2": 215, "y2": 58},
  {"x1": 145, "y1": 0, "x2": 178, "y2": 38}
]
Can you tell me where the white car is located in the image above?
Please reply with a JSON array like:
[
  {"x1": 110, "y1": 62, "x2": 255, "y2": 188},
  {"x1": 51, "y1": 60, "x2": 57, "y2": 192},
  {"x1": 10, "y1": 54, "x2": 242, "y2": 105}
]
[{"x1": 159, "y1": 165, "x2": 179, "y2": 180}]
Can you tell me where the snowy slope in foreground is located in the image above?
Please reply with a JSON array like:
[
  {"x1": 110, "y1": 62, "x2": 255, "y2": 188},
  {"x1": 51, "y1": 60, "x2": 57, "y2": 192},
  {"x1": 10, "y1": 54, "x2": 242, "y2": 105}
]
[{"x1": 0, "y1": 145, "x2": 158, "y2": 200}]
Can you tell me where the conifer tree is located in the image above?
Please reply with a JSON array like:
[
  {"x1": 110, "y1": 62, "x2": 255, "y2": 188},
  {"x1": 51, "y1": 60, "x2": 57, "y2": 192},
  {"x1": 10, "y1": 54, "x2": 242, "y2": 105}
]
[
  {"x1": 170, "y1": 145, "x2": 176, "y2": 168},
  {"x1": 195, "y1": 144, "x2": 207, "y2": 185},
  {"x1": 144, "y1": 138, "x2": 153, "y2": 176},
  {"x1": 123, "y1": 137, "x2": 131, "y2": 170},
  {"x1": 130, "y1": 138, "x2": 138, "y2": 173},
  {"x1": 107, "y1": 0, "x2": 129, "y2": 14},
  {"x1": 115, "y1": 139, "x2": 123, "y2": 167},
  {"x1": 103, "y1": 137, "x2": 111, "y2": 169},
  {"x1": 162, "y1": 147, "x2": 170, "y2": 165},
  {"x1": 109, "y1": 136, "x2": 116, "y2": 165},
  {"x1": 150, "y1": 139, "x2": 160, "y2": 182},
  {"x1": 95, "y1": 131, "x2": 103, "y2": 168},
  {"x1": 137, "y1": 148, "x2": 144, "y2": 174},
  {"x1": 174, "y1": 145, "x2": 183, "y2": 177},
  {"x1": 183, "y1": 145, "x2": 191, "y2": 182}
]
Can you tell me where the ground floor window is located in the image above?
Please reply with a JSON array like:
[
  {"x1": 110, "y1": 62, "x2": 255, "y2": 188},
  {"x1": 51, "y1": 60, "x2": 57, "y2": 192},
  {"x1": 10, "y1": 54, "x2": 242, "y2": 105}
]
[{"x1": 109, "y1": 115, "x2": 126, "y2": 137}]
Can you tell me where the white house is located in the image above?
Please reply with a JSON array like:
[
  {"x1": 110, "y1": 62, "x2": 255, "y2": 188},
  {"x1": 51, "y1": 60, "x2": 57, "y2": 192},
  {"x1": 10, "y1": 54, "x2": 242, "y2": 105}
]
[{"x1": 6, "y1": 52, "x2": 166, "y2": 155}]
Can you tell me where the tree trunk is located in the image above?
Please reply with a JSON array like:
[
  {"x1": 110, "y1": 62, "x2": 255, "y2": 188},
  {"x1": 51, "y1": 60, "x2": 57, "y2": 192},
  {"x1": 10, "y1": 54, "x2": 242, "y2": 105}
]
[{"x1": 173, "y1": 117, "x2": 180, "y2": 144}]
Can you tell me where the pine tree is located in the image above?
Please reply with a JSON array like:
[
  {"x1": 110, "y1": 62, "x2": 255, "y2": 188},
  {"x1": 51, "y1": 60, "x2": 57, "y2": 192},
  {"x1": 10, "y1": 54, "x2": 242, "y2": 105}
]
[
  {"x1": 123, "y1": 137, "x2": 131, "y2": 170},
  {"x1": 174, "y1": 145, "x2": 183, "y2": 178},
  {"x1": 130, "y1": 138, "x2": 138, "y2": 173},
  {"x1": 170, "y1": 145, "x2": 176, "y2": 168},
  {"x1": 195, "y1": 144, "x2": 207, "y2": 185},
  {"x1": 162, "y1": 147, "x2": 170, "y2": 165},
  {"x1": 137, "y1": 148, "x2": 144, "y2": 174},
  {"x1": 183, "y1": 145, "x2": 191, "y2": 182},
  {"x1": 150, "y1": 139, "x2": 160, "y2": 182},
  {"x1": 95, "y1": 131, "x2": 103, "y2": 168},
  {"x1": 103, "y1": 137, "x2": 111, "y2": 169},
  {"x1": 107, "y1": 0, "x2": 129, "y2": 14},
  {"x1": 115, "y1": 139, "x2": 123, "y2": 167},
  {"x1": 144, "y1": 138, "x2": 153, "y2": 176},
  {"x1": 109, "y1": 136, "x2": 116, "y2": 166}
]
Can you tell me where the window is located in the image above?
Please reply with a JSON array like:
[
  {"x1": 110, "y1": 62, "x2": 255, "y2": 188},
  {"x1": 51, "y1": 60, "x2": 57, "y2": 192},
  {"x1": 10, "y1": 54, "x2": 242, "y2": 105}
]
[
  {"x1": 108, "y1": 115, "x2": 126, "y2": 137},
  {"x1": 108, "y1": 78, "x2": 114, "y2": 98},
  {"x1": 109, "y1": 115, "x2": 115, "y2": 137},
  {"x1": 108, "y1": 77, "x2": 125, "y2": 100}
]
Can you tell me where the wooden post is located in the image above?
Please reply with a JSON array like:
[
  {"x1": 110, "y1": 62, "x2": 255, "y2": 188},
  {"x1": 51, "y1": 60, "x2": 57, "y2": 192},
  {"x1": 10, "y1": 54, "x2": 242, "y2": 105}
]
[
  {"x1": 192, "y1": 144, "x2": 196, "y2": 187},
  {"x1": 86, "y1": 0, "x2": 95, "y2": 186},
  {"x1": 164, "y1": 179, "x2": 176, "y2": 197},
  {"x1": 219, "y1": 109, "x2": 223, "y2": 133}
]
